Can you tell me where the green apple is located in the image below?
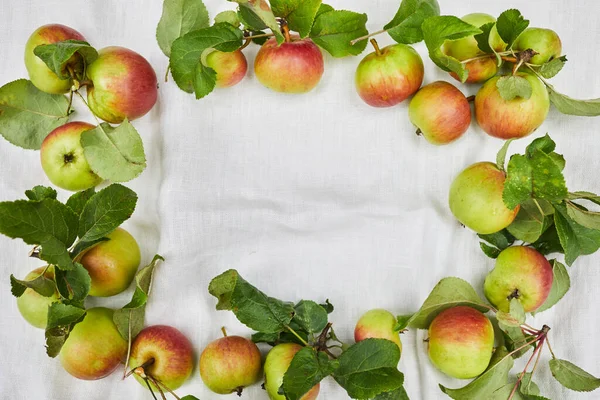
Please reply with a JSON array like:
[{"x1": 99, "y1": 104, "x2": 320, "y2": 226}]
[
  {"x1": 264, "y1": 343, "x2": 320, "y2": 400},
  {"x1": 514, "y1": 28, "x2": 562, "y2": 65},
  {"x1": 484, "y1": 246, "x2": 553, "y2": 313},
  {"x1": 40, "y1": 121, "x2": 103, "y2": 191},
  {"x1": 79, "y1": 227, "x2": 141, "y2": 297},
  {"x1": 354, "y1": 309, "x2": 402, "y2": 354},
  {"x1": 16, "y1": 266, "x2": 59, "y2": 329},
  {"x1": 428, "y1": 306, "x2": 494, "y2": 379},
  {"x1": 205, "y1": 49, "x2": 248, "y2": 88},
  {"x1": 60, "y1": 307, "x2": 127, "y2": 380}
]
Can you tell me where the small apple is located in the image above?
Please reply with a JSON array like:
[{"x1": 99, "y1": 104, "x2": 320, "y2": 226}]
[
  {"x1": 484, "y1": 246, "x2": 553, "y2": 313},
  {"x1": 199, "y1": 335, "x2": 262, "y2": 395},
  {"x1": 449, "y1": 162, "x2": 519, "y2": 234},
  {"x1": 79, "y1": 227, "x2": 141, "y2": 297},
  {"x1": 40, "y1": 121, "x2": 103, "y2": 192},
  {"x1": 86, "y1": 46, "x2": 158, "y2": 124},
  {"x1": 16, "y1": 266, "x2": 59, "y2": 329},
  {"x1": 408, "y1": 81, "x2": 471, "y2": 145},
  {"x1": 25, "y1": 24, "x2": 86, "y2": 94},
  {"x1": 355, "y1": 40, "x2": 424, "y2": 107},
  {"x1": 475, "y1": 72, "x2": 550, "y2": 139},
  {"x1": 264, "y1": 343, "x2": 320, "y2": 400},
  {"x1": 60, "y1": 307, "x2": 127, "y2": 380},
  {"x1": 254, "y1": 36, "x2": 324, "y2": 94},
  {"x1": 354, "y1": 309, "x2": 402, "y2": 354},
  {"x1": 514, "y1": 28, "x2": 562, "y2": 65},
  {"x1": 129, "y1": 325, "x2": 195, "y2": 392},
  {"x1": 428, "y1": 306, "x2": 494, "y2": 379},
  {"x1": 205, "y1": 49, "x2": 248, "y2": 88}
]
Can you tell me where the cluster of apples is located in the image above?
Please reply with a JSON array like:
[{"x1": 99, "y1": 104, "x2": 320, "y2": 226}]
[{"x1": 354, "y1": 13, "x2": 561, "y2": 145}]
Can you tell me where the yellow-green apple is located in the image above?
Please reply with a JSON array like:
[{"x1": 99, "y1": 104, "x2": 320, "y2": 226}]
[
  {"x1": 408, "y1": 81, "x2": 471, "y2": 145},
  {"x1": 514, "y1": 28, "x2": 562, "y2": 65},
  {"x1": 60, "y1": 307, "x2": 127, "y2": 380},
  {"x1": 264, "y1": 343, "x2": 320, "y2": 400},
  {"x1": 354, "y1": 41, "x2": 423, "y2": 107},
  {"x1": 254, "y1": 36, "x2": 324, "y2": 93},
  {"x1": 79, "y1": 227, "x2": 141, "y2": 297},
  {"x1": 449, "y1": 162, "x2": 519, "y2": 234},
  {"x1": 25, "y1": 24, "x2": 86, "y2": 94},
  {"x1": 443, "y1": 13, "x2": 506, "y2": 83},
  {"x1": 86, "y1": 46, "x2": 158, "y2": 123},
  {"x1": 354, "y1": 309, "x2": 402, "y2": 354},
  {"x1": 205, "y1": 49, "x2": 248, "y2": 88},
  {"x1": 16, "y1": 266, "x2": 59, "y2": 329},
  {"x1": 475, "y1": 72, "x2": 550, "y2": 139},
  {"x1": 199, "y1": 335, "x2": 262, "y2": 395},
  {"x1": 428, "y1": 306, "x2": 494, "y2": 379},
  {"x1": 484, "y1": 246, "x2": 553, "y2": 313},
  {"x1": 129, "y1": 325, "x2": 195, "y2": 392},
  {"x1": 40, "y1": 121, "x2": 103, "y2": 191}
]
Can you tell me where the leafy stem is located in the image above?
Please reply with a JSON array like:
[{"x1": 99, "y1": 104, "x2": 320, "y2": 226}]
[
  {"x1": 74, "y1": 90, "x2": 101, "y2": 124},
  {"x1": 350, "y1": 29, "x2": 387, "y2": 45},
  {"x1": 285, "y1": 325, "x2": 309, "y2": 346}
]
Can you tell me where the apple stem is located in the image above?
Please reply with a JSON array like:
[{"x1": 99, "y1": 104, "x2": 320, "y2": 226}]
[
  {"x1": 240, "y1": 38, "x2": 252, "y2": 51},
  {"x1": 66, "y1": 90, "x2": 74, "y2": 115},
  {"x1": 546, "y1": 336, "x2": 557, "y2": 359},
  {"x1": 244, "y1": 32, "x2": 275, "y2": 41},
  {"x1": 145, "y1": 378, "x2": 159, "y2": 400},
  {"x1": 415, "y1": 128, "x2": 422, "y2": 136},
  {"x1": 164, "y1": 66, "x2": 170, "y2": 83},
  {"x1": 466, "y1": 95, "x2": 475, "y2": 103},
  {"x1": 152, "y1": 378, "x2": 182, "y2": 400},
  {"x1": 350, "y1": 29, "x2": 387, "y2": 45},
  {"x1": 28, "y1": 245, "x2": 41, "y2": 259},
  {"x1": 221, "y1": 327, "x2": 228, "y2": 337},
  {"x1": 370, "y1": 39, "x2": 382, "y2": 56},
  {"x1": 281, "y1": 20, "x2": 291, "y2": 43},
  {"x1": 236, "y1": 386, "x2": 244, "y2": 397},
  {"x1": 507, "y1": 340, "x2": 544, "y2": 400}
]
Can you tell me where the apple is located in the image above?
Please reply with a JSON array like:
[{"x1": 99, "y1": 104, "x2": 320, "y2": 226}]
[
  {"x1": 40, "y1": 121, "x2": 103, "y2": 192},
  {"x1": 86, "y1": 46, "x2": 158, "y2": 124},
  {"x1": 60, "y1": 307, "x2": 127, "y2": 380},
  {"x1": 484, "y1": 246, "x2": 553, "y2": 313},
  {"x1": 475, "y1": 72, "x2": 550, "y2": 139},
  {"x1": 16, "y1": 266, "x2": 59, "y2": 329},
  {"x1": 408, "y1": 81, "x2": 471, "y2": 145},
  {"x1": 514, "y1": 28, "x2": 562, "y2": 65},
  {"x1": 205, "y1": 49, "x2": 248, "y2": 88},
  {"x1": 354, "y1": 41, "x2": 424, "y2": 107},
  {"x1": 354, "y1": 309, "x2": 402, "y2": 354},
  {"x1": 254, "y1": 36, "x2": 324, "y2": 94},
  {"x1": 79, "y1": 227, "x2": 141, "y2": 297},
  {"x1": 449, "y1": 162, "x2": 519, "y2": 234},
  {"x1": 129, "y1": 325, "x2": 194, "y2": 392},
  {"x1": 428, "y1": 306, "x2": 494, "y2": 379},
  {"x1": 264, "y1": 343, "x2": 320, "y2": 400},
  {"x1": 199, "y1": 335, "x2": 262, "y2": 395},
  {"x1": 25, "y1": 24, "x2": 86, "y2": 94}
]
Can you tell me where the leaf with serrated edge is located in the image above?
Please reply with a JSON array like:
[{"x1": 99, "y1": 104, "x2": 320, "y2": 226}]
[
  {"x1": 526, "y1": 134, "x2": 556, "y2": 156},
  {"x1": 215, "y1": 10, "x2": 240, "y2": 26},
  {"x1": 45, "y1": 303, "x2": 86, "y2": 357},
  {"x1": 566, "y1": 201, "x2": 600, "y2": 230},
  {"x1": 545, "y1": 83, "x2": 600, "y2": 116},
  {"x1": 394, "y1": 314, "x2": 413, "y2": 331},
  {"x1": 25, "y1": 186, "x2": 57, "y2": 201},
  {"x1": 156, "y1": 0, "x2": 210, "y2": 57},
  {"x1": 230, "y1": 0, "x2": 284, "y2": 43},
  {"x1": 373, "y1": 386, "x2": 410, "y2": 400},
  {"x1": 384, "y1": 0, "x2": 440, "y2": 44},
  {"x1": 499, "y1": 321, "x2": 533, "y2": 359},
  {"x1": 65, "y1": 188, "x2": 95, "y2": 216},
  {"x1": 271, "y1": 0, "x2": 322, "y2": 38},
  {"x1": 496, "y1": 9, "x2": 529, "y2": 48},
  {"x1": 293, "y1": 300, "x2": 328, "y2": 334},
  {"x1": 480, "y1": 242, "x2": 501, "y2": 258},
  {"x1": 497, "y1": 75, "x2": 532, "y2": 101},
  {"x1": 34, "y1": 40, "x2": 98, "y2": 80},
  {"x1": 507, "y1": 199, "x2": 553, "y2": 243},
  {"x1": 534, "y1": 260, "x2": 570, "y2": 315},
  {"x1": 496, "y1": 139, "x2": 513, "y2": 171},
  {"x1": 10, "y1": 272, "x2": 56, "y2": 298},
  {"x1": 282, "y1": 347, "x2": 338, "y2": 400},
  {"x1": 554, "y1": 204, "x2": 600, "y2": 265},
  {"x1": 538, "y1": 56, "x2": 567, "y2": 79},
  {"x1": 54, "y1": 263, "x2": 91, "y2": 301},
  {"x1": 549, "y1": 359, "x2": 600, "y2": 392},
  {"x1": 309, "y1": 9, "x2": 368, "y2": 57}
]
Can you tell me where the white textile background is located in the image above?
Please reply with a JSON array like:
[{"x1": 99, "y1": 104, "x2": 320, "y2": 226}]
[{"x1": 1, "y1": 0, "x2": 599, "y2": 399}]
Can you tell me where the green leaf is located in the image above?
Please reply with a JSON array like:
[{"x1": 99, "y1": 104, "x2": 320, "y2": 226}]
[
  {"x1": 533, "y1": 260, "x2": 569, "y2": 315},
  {"x1": 531, "y1": 224, "x2": 564, "y2": 256},
  {"x1": 33, "y1": 40, "x2": 98, "y2": 80},
  {"x1": 293, "y1": 300, "x2": 328, "y2": 335},
  {"x1": 554, "y1": 203, "x2": 600, "y2": 265},
  {"x1": 78, "y1": 184, "x2": 137, "y2": 242},
  {"x1": 320, "y1": 299, "x2": 334, "y2": 314},
  {"x1": 384, "y1": 0, "x2": 440, "y2": 44},
  {"x1": 538, "y1": 56, "x2": 567, "y2": 79},
  {"x1": 54, "y1": 262, "x2": 91, "y2": 301},
  {"x1": 408, "y1": 277, "x2": 489, "y2": 329},
  {"x1": 334, "y1": 339, "x2": 404, "y2": 399},
  {"x1": 25, "y1": 186, "x2": 57, "y2": 201},
  {"x1": 282, "y1": 347, "x2": 338, "y2": 400},
  {"x1": 520, "y1": 372, "x2": 541, "y2": 395},
  {"x1": 251, "y1": 331, "x2": 280, "y2": 344},
  {"x1": 309, "y1": 9, "x2": 368, "y2": 57},
  {"x1": 478, "y1": 230, "x2": 515, "y2": 250},
  {"x1": 70, "y1": 237, "x2": 107, "y2": 259},
  {"x1": 499, "y1": 322, "x2": 533, "y2": 359},
  {"x1": 45, "y1": 303, "x2": 86, "y2": 357},
  {"x1": 230, "y1": 0, "x2": 285, "y2": 44},
  {"x1": 546, "y1": 83, "x2": 600, "y2": 116},
  {"x1": 214, "y1": 10, "x2": 241, "y2": 27},
  {"x1": 475, "y1": 22, "x2": 496, "y2": 54},
  {"x1": 170, "y1": 23, "x2": 244, "y2": 98},
  {"x1": 81, "y1": 120, "x2": 146, "y2": 182},
  {"x1": 0, "y1": 198, "x2": 78, "y2": 270},
  {"x1": 570, "y1": 191, "x2": 600, "y2": 206},
  {"x1": 66, "y1": 188, "x2": 95, "y2": 216},
  {"x1": 181, "y1": 396, "x2": 200, "y2": 400},
  {"x1": 421, "y1": 16, "x2": 482, "y2": 82},
  {"x1": 0, "y1": 79, "x2": 70, "y2": 150},
  {"x1": 440, "y1": 346, "x2": 514, "y2": 399},
  {"x1": 496, "y1": 75, "x2": 533, "y2": 101},
  {"x1": 496, "y1": 139, "x2": 513, "y2": 171},
  {"x1": 373, "y1": 386, "x2": 410, "y2": 400},
  {"x1": 507, "y1": 199, "x2": 553, "y2": 243},
  {"x1": 209, "y1": 269, "x2": 294, "y2": 333},
  {"x1": 156, "y1": 0, "x2": 210, "y2": 57},
  {"x1": 271, "y1": 0, "x2": 322, "y2": 38},
  {"x1": 526, "y1": 134, "x2": 556, "y2": 156},
  {"x1": 498, "y1": 298, "x2": 526, "y2": 327},
  {"x1": 566, "y1": 201, "x2": 600, "y2": 230},
  {"x1": 496, "y1": 9, "x2": 529, "y2": 48},
  {"x1": 549, "y1": 359, "x2": 600, "y2": 392},
  {"x1": 10, "y1": 272, "x2": 56, "y2": 298},
  {"x1": 394, "y1": 314, "x2": 413, "y2": 331},
  {"x1": 480, "y1": 242, "x2": 501, "y2": 258},
  {"x1": 504, "y1": 154, "x2": 533, "y2": 209}
]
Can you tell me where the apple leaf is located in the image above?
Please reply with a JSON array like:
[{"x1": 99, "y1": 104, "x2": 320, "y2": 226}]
[
  {"x1": 549, "y1": 359, "x2": 600, "y2": 392},
  {"x1": 25, "y1": 186, "x2": 57, "y2": 201},
  {"x1": 65, "y1": 188, "x2": 96, "y2": 217},
  {"x1": 421, "y1": 16, "x2": 482, "y2": 82},
  {"x1": 480, "y1": 242, "x2": 501, "y2": 259},
  {"x1": 333, "y1": 339, "x2": 404, "y2": 399},
  {"x1": 33, "y1": 40, "x2": 98, "y2": 80},
  {"x1": 525, "y1": 134, "x2": 556, "y2": 157},
  {"x1": 440, "y1": 346, "x2": 514, "y2": 399},
  {"x1": 309, "y1": 9, "x2": 368, "y2": 57},
  {"x1": 499, "y1": 321, "x2": 534, "y2": 359},
  {"x1": 570, "y1": 191, "x2": 600, "y2": 206},
  {"x1": 45, "y1": 303, "x2": 86, "y2": 357},
  {"x1": 538, "y1": 56, "x2": 567, "y2": 79},
  {"x1": 544, "y1": 83, "x2": 600, "y2": 116},
  {"x1": 209, "y1": 269, "x2": 294, "y2": 333},
  {"x1": 181, "y1": 397, "x2": 200, "y2": 400},
  {"x1": 81, "y1": 119, "x2": 146, "y2": 182},
  {"x1": 479, "y1": 230, "x2": 515, "y2": 250},
  {"x1": 496, "y1": 75, "x2": 533, "y2": 101},
  {"x1": 496, "y1": 9, "x2": 529, "y2": 48},
  {"x1": 503, "y1": 154, "x2": 533, "y2": 210},
  {"x1": 373, "y1": 386, "x2": 410, "y2": 400},
  {"x1": 566, "y1": 201, "x2": 600, "y2": 230},
  {"x1": 293, "y1": 300, "x2": 328, "y2": 334},
  {"x1": 408, "y1": 277, "x2": 490, "y2": 329},
  {"x1": 497, "y1": 298, "x2": 525, "y2": 327},
  {"x1": 10, "y1": 272, "x2": 56, "y2": 298},
  {"x1": 496, "y1": 139, "x2": 513, "y2": 171},
  {"x1": 320, "y1": 298, "x2": 334, "y2": 313},
  {"x1": 0, "y1": 79, "x2": 70, "y2": 150},
  {"x1": 474, "y1": 21, "x2": 495, "y2": 54},
  {"x1": 394, "y1": 314, "x2": 413, "y2": 331},
  {"x1": 70, "y1": 237, "x2": 108, "y2": 259},
  {"x1": 170, "y1": 23, "x2": 244, "y2": 99},
  {"x1": 383, "y1": 0, "x2": 440, "y2": 44},
  {"x1": 156, "y1": 0, "x2": 210, "y2": 57},
  {"x1": 54, "y1": 262, "x2": 91, "y2": 302},
  {"x1": 533, "y1": 260, "x2": 569, "y2": 315},
  {"x1": 507, "y1": 199, "x2": 553, "y2": 243},
  {"x1": 531, "y1": 224, "x2": 564, "y2": 256},
  {"x1": 214, "y1": 10, "x2": 241, "y2": 27},
  {"x1": 271, "y1": 0, "x2": 322, "y2": 38},
  {"x1": 282, "y1": 347, "x2": 338, "y2": 400},
  {"x1": 229, "y1": 0, "x2": 285, "y2": 44},
  {"x1": 520, "y1": 372, "x2": 541, "y2": 396},
  {"x1": 554, "y1": 203, "x2": 600, "y2": 265}
]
